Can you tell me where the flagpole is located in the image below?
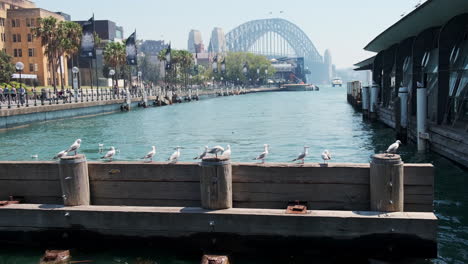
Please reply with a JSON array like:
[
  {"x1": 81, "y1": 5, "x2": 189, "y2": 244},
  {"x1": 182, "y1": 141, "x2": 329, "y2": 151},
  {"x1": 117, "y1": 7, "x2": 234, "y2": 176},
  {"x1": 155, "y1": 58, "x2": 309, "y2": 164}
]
[{"x1": 93, "y1": 14, "x2": 100, "y2": 98}]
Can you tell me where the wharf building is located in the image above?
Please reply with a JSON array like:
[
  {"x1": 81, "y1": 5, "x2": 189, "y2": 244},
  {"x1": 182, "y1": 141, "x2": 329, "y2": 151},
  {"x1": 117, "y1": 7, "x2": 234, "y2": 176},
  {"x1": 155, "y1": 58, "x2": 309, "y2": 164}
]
[{"x1": 354, "y1": 0, "x2": 468, "y2": 167}]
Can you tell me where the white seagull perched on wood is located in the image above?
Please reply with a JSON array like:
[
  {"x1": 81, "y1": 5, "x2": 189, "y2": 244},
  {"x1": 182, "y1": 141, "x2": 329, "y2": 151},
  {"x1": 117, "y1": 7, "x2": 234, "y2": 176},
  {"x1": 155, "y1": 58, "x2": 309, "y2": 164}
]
[
  {"x1": 142, "y1": 146, "x2": 156, "y2": 162},
  {"x1": 222, "y1": 145, "x2": 231, "y2": 159},
  {"x1": 98, "y1": 143, "x2": 104, "y2": 153},
  {"x1": 168, "y1": 146, "x2": 181, "y2": 163},
  {"x1": 67, "y1": 139, "x2": 81, "y2": 155},
  {"x1": 321, "y1": 150, "x2": 332, "y2": 164},
  {"x1": 292, "y1": 146, "x2": 310, "y2": 164},
  {"x1": 253, "y1": 144, "x2": 269, "y2": 163},
  {"x1": 101, "y1": 146, "x2": 116, "y2": 161},
  {"x1": 194, "y1": 146, "x2": 209, "y2": 160},
  {"x1": 386, "y1": 140, "x2": 402, "y2": 156},
  {"x1": 208, "y1": 145, "x2": 224, "y2": 158},
  {"x1": 53, "y1": 150, "x2": 67, "y2": 160}
]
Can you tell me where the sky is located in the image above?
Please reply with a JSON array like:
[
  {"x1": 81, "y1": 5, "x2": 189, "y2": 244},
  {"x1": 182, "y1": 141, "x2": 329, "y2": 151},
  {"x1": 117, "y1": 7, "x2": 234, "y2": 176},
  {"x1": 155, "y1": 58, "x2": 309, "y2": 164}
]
[{"x1": 35, "y1": 0, "x2": 425, "y2": 68}]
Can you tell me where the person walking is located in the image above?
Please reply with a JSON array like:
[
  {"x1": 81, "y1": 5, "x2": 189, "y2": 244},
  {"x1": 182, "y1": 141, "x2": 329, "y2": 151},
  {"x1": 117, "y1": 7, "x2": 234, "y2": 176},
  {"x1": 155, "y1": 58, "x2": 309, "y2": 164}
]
[
  {"x1": 11, "y1": 87, "x2": 16, "y2": 103},
  {"x1": 3, "y1": 86, "x2": 9, "y2": 105},
  {"x1": 18, "y1": 86, "x2": 25, "y2": 106}
]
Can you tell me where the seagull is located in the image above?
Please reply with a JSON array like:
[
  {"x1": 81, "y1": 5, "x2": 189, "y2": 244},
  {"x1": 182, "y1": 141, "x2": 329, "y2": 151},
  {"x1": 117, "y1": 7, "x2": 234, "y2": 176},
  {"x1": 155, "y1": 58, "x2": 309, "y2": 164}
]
[
  {"x1": 67, "y1": 139, "x2": 81, "y2": 155},
  {"x1": 222, "y1": 145, "x2": 231, "y2": 159},
  {"x1": 253, "y1": 144, "x2": 269, "y2": 163},
  {"x1": 208, "y1": 145, "x2": 224, "y2": 158},
  {"x1": 141, "y1": 146, "x2": 156, "y2": 162},
  {"x1": 101, "y1": 146, "x2": 116, "y2": 161},
  {"x1": 292, "y1": 146, "x2": 310, "y2": 164},
  {"x1": 168, "y1": 146, "x2": 181, "y2": 163},
  {"x1": 98, "y1": 143, "x2": 104, "y2": 153},
  {"x1": 321, "y1": 150, "x2": 332, "y2": 164},
  {"x1": 53, "y1": 150, "x2": 67, "y2": 160},
  {"x1": 194, "y1": 146, "x2": 209, "y2": 160},
  {"x1": 386, "y1": 140, "x2": 402, "y2": 156}
]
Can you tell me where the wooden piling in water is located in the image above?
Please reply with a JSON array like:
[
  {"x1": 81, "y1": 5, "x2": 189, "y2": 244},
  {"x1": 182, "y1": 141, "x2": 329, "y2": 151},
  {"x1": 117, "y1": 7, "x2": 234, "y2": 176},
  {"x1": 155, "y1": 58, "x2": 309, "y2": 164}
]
[
  {"x1": 370, "y1": 154, "x2": 404, "y2": 212},
  {"x1": 201, "y1": 255, "x2": 230, "y2": 264},
  {"x1": 200, "y1": 157, "x2": 233, "y2": 210},
  {"x1": 58, "y1": 154, "x2": 90, "y2": 206}
]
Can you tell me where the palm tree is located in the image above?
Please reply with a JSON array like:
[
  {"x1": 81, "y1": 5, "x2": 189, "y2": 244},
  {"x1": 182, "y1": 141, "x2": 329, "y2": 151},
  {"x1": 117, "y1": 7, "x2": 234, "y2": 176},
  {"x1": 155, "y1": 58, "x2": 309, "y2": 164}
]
[
  {"x1": 32, "y1": 17, "x2": 82, "y2": 91},
  {"x1": 103, "y1": 41, "x2": 126, "y2": 87},
  {"x1": 59, "y1": 21, "x2": 82, "y2": 90},
  {"x1": 31, "y1": 17, "x2": 60, "y2": 91}
]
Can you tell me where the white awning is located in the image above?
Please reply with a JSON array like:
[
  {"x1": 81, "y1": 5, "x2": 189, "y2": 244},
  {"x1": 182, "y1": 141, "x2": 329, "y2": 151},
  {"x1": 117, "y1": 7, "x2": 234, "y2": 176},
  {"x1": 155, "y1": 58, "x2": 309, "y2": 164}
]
[{"x1": 12, "y1": 74, "x2": 37, "y2": 79}]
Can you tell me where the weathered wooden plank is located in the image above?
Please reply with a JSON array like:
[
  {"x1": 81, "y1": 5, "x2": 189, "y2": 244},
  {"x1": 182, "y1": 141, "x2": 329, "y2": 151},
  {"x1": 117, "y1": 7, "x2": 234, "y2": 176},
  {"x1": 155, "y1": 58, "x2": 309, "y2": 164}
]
[
  {"x1": 233, "y1": 201, "x2": 370, "y2": 211},
  {"x1": 404, "y1": 164, "x2": 434, "y2": 186},
  {"x1": 404, "y1": 194, "x2": 433, "y2": 204},
  {"x1": 90, "y1": 181, "x2": 200, "y2": 200},
  {"x1": 232, "y1": 183, "x2": 369, "y2": 203},
  {"x1": 405, "y1": 203, "x2": 434, "y2": 212},
  {"x1": 88, "y1": 162, "x2": 200, "y2": 182},
  {"x1": 92, "y1": 198, "x2": 201, "y2": 207},
  {"x1": 232, "y1": 164, "x2": 369, "y2": 184},
  {"x1": 0, "y1": 180, "x2": 61, "y2": 197},
  {"x1": 0, "y1": 204, "x2": 439, "y2": 249},
  {"x1": 430, "y1": 125, "x2": 468, "y2": 143},
  {"x1": 0, "y1": 162, "x2": 59, "y2": 180}
]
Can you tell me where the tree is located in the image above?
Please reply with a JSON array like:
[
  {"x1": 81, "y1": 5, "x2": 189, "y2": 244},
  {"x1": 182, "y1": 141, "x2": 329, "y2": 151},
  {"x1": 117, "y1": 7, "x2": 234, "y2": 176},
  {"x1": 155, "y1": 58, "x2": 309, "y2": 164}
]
[
  {"x1": 0, "y1": 51, "x2": 14, "y2": 83},
  {"x1": 103, "y1": 41, "x2": 126, "y2": 87},
  {"x1": 31, "y1": 17, "x2": 82, "y2": 91},
  {"x1": 59, "y1": 21, "x2": 82, "y2": 90},
  {"x1": 138, "y1": 55, "x2": 159, "y2": 84}
]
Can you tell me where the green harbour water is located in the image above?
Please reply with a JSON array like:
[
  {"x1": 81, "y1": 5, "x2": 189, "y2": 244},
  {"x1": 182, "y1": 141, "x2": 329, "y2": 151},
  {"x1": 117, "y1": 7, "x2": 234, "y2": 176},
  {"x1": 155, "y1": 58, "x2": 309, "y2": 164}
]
[{"x1": 0, "y1": 87, "x2": 467, "y2": 263}]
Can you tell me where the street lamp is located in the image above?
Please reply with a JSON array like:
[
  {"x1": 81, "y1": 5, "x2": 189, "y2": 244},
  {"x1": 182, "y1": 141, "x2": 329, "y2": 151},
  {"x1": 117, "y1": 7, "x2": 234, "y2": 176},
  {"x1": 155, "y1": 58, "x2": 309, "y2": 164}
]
[
  {"x1": 15, "y1": 62, "x2": 24, "y2": 107},
  {"x1": 109, "y1": 69, "x2": 116, "y2": 99},
  {"x1": 221, "y1": 60, "x2": 226, "y2": 74},
  {"x1": 72, "y1": 66, "x2": 80, "y2": 102},
  {"x1": 212, "y1": 60, "x2": 218, "y2": 73},
  {"x1": 109, "y1": 69, "x2": 115, "y2": 87}
]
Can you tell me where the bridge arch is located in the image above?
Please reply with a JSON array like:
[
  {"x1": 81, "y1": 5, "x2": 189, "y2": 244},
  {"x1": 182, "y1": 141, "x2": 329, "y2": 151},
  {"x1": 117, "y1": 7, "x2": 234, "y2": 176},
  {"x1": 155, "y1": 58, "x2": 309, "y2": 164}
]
[{"x1": 225, "y1": 18, "x2": 323, "y2": 63}]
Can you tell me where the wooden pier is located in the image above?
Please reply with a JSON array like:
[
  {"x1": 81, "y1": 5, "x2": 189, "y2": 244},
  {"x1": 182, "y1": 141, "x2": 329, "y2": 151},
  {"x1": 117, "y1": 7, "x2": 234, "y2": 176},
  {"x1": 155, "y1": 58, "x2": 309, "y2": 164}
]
[{"x1": 0, "y1": 156, "x2": 437, "y2": 260}]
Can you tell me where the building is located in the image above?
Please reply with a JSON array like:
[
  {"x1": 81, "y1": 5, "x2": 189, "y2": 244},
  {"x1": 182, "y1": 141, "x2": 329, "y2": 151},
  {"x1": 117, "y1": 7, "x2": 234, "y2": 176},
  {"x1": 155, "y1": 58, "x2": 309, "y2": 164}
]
[
  {"x1": 74, "y1": 19, "x2": 124, "y2": 86},
  {"x1": 354, "y1": 0, "x2": 468, "y2": 167},
  {"x1": 208, "y1": 27, "x2": 226, "y2": 54},
  {"x1": 187, "y1": 29, "x2": 204, "y2": 53},
  {"x1": 6, "y1": 8, "x2": 68, "y2": 86},
  {"x1": 140, "y1": 40, "x2": 168, "y2": 57},
  {"x1": 0, "y1": 0, "x2": 35, "y2": 52}
]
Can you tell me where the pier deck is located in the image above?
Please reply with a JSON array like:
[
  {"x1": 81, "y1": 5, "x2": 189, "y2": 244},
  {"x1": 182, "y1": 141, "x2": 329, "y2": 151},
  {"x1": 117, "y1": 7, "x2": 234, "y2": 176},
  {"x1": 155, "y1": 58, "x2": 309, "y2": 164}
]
[{"x1": 0, "y1": 204, "x2": 437, "y2": 258}]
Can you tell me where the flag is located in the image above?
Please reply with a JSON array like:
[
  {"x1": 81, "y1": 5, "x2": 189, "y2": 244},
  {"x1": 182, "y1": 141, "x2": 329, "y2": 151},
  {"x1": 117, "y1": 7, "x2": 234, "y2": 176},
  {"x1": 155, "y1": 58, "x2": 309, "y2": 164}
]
[
  {"x1": 221, "y1": 58, "x2": 226, "y2": 74},
  {"x1": 212, "y1": 55, "x2": 218, "y2": 73},
  {"x1": 165, "y1": 43, "x2": 172, "y2": 70},
  {"x1": 193, "y1": 51, "x2": 198, "y2": 74},
  {"x1": 126, "y1": 31, "x2": 138, "y2": 65},
  {"x1": 80, "y1": 15, "x2": 95, "y2": 58}
]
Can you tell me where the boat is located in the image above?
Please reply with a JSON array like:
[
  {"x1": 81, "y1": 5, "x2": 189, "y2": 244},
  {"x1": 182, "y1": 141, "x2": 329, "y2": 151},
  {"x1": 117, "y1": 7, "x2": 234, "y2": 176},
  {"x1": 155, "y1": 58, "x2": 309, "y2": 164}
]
[{"x1": 332, "y1": 77, "x2": 343, "y2": 87}]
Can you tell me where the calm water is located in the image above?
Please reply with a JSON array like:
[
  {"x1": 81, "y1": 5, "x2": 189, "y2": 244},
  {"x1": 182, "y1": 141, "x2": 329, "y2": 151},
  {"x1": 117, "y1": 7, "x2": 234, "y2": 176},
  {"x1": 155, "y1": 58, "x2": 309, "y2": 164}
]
[{"x1": 0, "y1": 87, "x2": 467, "y2": 263}]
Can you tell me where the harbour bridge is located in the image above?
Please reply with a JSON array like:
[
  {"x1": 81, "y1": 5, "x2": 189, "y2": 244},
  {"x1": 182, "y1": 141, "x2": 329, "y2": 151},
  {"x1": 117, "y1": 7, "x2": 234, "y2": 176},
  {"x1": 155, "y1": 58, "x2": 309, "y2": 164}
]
[{"x1": 225, "y1": 18, "x2": 329, "y2": 84}]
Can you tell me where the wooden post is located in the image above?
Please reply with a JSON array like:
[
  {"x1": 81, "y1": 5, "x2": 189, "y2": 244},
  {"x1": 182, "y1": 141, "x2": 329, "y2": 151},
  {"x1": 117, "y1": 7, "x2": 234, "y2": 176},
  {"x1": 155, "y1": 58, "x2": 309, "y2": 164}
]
[
  {"x1": 201, "y1": 255, "x2": 230, "y2": 264},
  {"x1": 200, "y1": 157, "x2": 232, "y2": 210},
  {"x1": 58, "y1": 154, "x2": 90, "y2": 206},
  {"x1": 370, "y1": 154, "x2": 404, "y2": 212}
]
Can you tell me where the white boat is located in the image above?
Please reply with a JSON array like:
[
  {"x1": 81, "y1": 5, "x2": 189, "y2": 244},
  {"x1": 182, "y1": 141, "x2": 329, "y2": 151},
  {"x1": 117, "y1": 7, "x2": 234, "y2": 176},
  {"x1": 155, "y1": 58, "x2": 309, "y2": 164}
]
[{"x1": 332, "y1": 77, "x2": 343, "y2": 87}]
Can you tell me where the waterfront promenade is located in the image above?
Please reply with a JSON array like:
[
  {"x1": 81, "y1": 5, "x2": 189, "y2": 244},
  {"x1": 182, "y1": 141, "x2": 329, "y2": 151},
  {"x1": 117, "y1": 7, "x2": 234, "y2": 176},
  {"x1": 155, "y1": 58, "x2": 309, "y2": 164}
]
[{"x1": 0, "y1": 86, "x2": 280, "y2": 129}]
